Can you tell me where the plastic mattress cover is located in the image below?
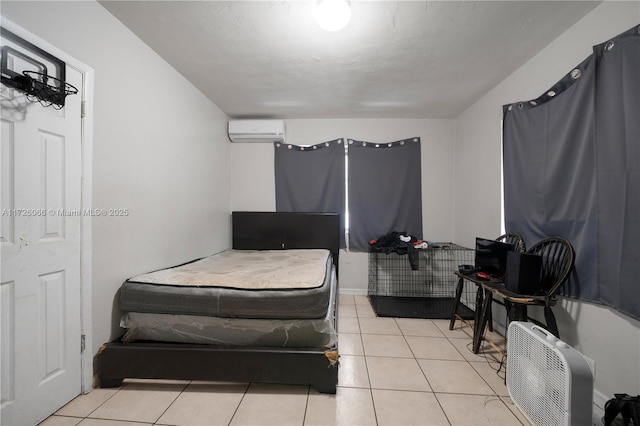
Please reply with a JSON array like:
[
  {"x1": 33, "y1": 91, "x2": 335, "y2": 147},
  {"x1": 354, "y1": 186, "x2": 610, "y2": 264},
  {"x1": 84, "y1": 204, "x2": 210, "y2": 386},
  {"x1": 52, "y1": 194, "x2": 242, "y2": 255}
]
[
  {"x1": 127, "y1": 249, "x2": 330, "y2": 289},
  {"x1": 120, "y1": 250, "x2": 333, "y2": 319},
  {"x1": 121, "y1": 268, "x2": 338, "y2": 348},
  {"x1": 120, "y1": 312, "x2": 337, "y2": 348}
]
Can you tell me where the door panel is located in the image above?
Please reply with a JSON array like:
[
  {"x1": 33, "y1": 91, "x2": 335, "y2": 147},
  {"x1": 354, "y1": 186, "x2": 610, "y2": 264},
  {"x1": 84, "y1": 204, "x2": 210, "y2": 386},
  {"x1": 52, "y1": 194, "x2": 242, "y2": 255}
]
[
  {"x1": 0, "y1": 280, "x2": 15, "y2": 408},
  {"x1": 39, "y1": 131, "x2": 66, "y2": 239},
  {"x1": 1, "y1": 119, "x2": 15, "y2": 244},
  {"x1": 1, "y1": 62, "x2": 83, "y2": 426}
]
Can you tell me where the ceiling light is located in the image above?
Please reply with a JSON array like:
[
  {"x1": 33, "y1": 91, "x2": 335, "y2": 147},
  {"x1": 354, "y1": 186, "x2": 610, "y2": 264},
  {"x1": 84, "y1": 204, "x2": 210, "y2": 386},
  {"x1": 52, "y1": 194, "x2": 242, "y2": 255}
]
[{"x1": 315, "y1": 0, "x2": 351, "y2": 32}]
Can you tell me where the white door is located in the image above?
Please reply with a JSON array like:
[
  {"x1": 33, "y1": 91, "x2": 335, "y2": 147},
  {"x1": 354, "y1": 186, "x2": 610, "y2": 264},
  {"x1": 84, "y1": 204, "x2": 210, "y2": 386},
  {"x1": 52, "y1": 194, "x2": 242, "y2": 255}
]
[{"x1": 1, "y1": 56, "x2": 83, "y2": 425}]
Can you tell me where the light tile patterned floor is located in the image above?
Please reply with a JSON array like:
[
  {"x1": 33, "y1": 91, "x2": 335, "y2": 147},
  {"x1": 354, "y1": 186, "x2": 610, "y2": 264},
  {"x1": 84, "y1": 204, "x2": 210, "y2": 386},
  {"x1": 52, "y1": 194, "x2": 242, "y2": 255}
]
[{"x1": 40, "y1": 294, "x2": 530, "y2": 426}]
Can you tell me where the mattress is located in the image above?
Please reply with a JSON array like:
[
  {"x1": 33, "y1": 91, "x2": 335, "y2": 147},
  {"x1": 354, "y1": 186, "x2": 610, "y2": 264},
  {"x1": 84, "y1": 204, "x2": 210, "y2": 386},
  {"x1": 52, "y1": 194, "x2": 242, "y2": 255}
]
[
  {"x1": 120, "y1": 249, "x2": 333, "y2": 319},
  {"x1": 120, "y1": 268, "x2": 338, "y2": 348}
]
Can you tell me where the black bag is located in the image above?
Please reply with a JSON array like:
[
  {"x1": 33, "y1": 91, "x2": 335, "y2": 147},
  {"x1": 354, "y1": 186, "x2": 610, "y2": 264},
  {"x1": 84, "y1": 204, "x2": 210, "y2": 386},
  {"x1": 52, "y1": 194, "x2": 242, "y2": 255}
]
[{"x1": 604, "y1": 394, "x2": 640, "y2": 425}]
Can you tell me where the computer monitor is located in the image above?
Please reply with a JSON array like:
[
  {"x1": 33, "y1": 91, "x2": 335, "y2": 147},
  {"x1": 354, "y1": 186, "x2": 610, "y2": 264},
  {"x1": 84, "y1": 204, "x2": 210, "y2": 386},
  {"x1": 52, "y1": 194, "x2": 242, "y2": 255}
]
[{"x1": 475, "y1": 237, "x2": 514, "y2": 277}]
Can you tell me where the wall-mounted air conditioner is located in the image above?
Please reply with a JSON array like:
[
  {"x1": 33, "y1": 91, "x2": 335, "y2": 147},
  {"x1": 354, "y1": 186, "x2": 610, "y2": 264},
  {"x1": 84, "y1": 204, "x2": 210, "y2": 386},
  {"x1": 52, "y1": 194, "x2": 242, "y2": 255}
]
[{"x1": 228, "y1": 120, "x2": 285, "y2": 143}]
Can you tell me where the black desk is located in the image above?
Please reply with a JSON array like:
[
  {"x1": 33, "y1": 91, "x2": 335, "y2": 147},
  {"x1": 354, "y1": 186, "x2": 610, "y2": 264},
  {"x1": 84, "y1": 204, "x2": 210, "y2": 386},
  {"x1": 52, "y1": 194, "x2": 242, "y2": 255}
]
[
  {"x1": 450, "y1": 271, "x2": 505, "y2": 354},
  {"x1": 451, "y1": 269, "x2": 562, "y2": 354}
]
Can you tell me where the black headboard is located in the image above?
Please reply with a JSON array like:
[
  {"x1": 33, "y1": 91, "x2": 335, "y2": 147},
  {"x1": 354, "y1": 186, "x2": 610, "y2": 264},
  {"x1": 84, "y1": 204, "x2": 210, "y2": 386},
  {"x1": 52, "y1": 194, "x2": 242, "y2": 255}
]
[{"x1": 232, "y1": 211, "x2": 340, "y2": 269}]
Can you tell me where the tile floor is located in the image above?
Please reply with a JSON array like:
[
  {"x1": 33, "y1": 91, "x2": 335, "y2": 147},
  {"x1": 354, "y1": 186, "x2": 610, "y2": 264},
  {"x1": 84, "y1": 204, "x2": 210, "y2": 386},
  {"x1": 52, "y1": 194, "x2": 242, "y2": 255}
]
[{"x1": 40, "y1": 294, "x2": 530, "y2": 426}]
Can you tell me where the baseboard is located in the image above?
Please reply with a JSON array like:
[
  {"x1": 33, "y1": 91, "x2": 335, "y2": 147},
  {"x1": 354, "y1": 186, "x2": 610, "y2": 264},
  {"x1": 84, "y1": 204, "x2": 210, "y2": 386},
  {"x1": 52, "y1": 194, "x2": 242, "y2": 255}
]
[
  {"x1": 592, "y1": 388, "x2": 609, "y2": 425},
  {"x1": 492, "y1": 321, "x2": 508, "y2": 337},
  {"x1": 338, "y1": 288, "x2": 367, "y2": 296}
]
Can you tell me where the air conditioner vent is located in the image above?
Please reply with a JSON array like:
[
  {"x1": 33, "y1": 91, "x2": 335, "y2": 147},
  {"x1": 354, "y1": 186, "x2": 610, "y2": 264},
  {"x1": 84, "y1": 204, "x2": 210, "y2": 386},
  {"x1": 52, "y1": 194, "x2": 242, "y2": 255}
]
[{"x1": 228, "y1": 120, "x2": 285, "y2": 143}]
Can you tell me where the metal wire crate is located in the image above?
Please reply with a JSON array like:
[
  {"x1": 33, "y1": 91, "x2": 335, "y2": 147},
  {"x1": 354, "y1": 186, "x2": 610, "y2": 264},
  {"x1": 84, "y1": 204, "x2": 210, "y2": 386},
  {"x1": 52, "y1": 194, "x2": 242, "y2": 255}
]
[{"x1": 368, "y1": 243, "x2": 475, "y2": 318}]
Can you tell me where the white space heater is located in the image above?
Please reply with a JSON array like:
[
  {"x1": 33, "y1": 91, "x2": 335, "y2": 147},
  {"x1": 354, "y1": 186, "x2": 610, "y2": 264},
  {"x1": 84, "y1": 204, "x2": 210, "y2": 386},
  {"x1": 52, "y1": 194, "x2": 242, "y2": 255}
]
[{"x1": 507, "y1": 321, "x2": 593, "y2": 426}]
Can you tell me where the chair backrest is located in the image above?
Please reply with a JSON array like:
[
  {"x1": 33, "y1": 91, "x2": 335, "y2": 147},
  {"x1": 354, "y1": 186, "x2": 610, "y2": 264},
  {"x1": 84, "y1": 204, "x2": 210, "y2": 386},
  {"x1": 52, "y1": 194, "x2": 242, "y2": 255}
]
[
  {"x1": 496, "y1": 233, "x2": 526, "y2": 253},
  {"x1": 526, "y1": 237, "x2": 575, "y2": 296}
]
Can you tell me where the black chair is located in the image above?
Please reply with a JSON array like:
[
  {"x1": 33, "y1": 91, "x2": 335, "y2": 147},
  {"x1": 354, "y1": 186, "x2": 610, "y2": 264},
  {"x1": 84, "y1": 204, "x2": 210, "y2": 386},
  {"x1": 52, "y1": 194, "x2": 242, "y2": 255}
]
[
  {"x1": 496, "y1": 233, "x2": 526, "y2": 253},
  {"x1": 495, "y1": 237, "x2": 575, "y2": 337},
  {"x1": 449, "y1": 233, "x2": 525, "y2": 332}
]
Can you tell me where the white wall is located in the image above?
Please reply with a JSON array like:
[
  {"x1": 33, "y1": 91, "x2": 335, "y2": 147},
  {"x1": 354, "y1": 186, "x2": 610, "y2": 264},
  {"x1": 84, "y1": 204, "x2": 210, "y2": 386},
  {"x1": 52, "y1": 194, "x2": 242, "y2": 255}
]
[
  {"x1": 5, "y1": 0, "x2": 638, "y2": 409},
  {"x1": 231, "y1": 119, "x2": 457, "y2": 293},
  {"x1": 454, "y1": 1, "x2": 640, "y2": 410},
  {"x1": 2, "y1": 1, "x2": 232, "y2": 356}
]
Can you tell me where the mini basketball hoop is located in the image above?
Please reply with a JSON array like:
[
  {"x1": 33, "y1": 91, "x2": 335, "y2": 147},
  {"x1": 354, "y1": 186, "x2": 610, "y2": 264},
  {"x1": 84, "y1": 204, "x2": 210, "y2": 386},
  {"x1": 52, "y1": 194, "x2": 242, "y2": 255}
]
[
  {"x1": 1, "y1": 27, "x2": 78, "y2": 109},
  {"x1": 22, "y1": 71, "x2": 78, "y2": 109}
]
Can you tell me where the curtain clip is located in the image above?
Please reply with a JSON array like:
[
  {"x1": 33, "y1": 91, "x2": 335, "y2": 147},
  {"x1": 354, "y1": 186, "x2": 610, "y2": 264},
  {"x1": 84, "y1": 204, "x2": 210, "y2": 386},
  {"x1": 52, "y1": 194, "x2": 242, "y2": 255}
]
[{"x1": 604, "y1": 41, "x2": 615, "y2": 52}]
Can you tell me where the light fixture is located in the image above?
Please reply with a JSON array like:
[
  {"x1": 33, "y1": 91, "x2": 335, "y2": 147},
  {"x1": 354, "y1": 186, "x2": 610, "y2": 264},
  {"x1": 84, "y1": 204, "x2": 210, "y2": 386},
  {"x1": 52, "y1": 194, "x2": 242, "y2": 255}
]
[{"x1": 315, "y1": 0, "x2": 351, "y2": 32}]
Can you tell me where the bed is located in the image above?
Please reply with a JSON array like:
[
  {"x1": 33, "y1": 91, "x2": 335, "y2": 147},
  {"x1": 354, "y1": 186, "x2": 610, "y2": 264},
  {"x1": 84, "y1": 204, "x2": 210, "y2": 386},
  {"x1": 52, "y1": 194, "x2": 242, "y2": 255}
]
[{"x1": 96, "y1": 211, "x2": 340, "y2": 393}]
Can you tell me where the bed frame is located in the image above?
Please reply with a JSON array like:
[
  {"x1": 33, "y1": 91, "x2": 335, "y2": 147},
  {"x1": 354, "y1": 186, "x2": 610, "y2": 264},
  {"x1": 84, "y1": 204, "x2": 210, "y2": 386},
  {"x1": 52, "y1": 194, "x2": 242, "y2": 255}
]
[{"x1": 96, "y1": 211, "x2": 341, "y2": 393}]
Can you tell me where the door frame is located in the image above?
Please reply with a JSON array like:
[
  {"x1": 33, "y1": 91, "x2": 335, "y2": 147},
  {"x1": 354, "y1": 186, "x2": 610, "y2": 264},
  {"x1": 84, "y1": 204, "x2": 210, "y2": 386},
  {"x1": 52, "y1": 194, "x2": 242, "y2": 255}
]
[{"x1": 1, "y1": 17, "x2": 94, "y2": 394}]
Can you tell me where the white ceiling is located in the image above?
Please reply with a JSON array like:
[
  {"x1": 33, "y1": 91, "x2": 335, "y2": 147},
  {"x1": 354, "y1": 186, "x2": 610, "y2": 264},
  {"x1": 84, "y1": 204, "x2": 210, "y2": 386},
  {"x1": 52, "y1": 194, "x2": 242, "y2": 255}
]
[{"x1": 100, "y1": 1, "x2": 600, "y2": 119}]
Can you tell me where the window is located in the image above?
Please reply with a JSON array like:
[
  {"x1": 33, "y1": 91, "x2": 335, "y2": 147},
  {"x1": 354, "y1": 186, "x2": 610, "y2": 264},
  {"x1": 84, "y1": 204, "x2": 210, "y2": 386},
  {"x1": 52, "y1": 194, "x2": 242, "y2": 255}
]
[{"x1": 275, "y1": 137, "x2": 423, "y2": 251}]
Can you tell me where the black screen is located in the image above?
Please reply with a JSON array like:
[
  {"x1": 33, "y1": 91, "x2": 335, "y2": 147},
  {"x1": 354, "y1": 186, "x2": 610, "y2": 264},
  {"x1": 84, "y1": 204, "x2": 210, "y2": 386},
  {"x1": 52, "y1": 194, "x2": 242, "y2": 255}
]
[{"x1": 475, "y1": 238, "x2": 514, "y2": 277}]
